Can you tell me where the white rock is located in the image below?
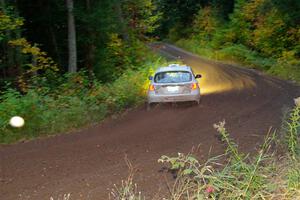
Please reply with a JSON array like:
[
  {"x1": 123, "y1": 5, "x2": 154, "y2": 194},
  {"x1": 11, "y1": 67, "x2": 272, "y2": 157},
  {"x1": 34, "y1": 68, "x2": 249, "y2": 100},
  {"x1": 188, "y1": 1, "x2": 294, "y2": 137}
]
[{"x1": 9, "y1": 116, "x2": 25, "y2": 128}]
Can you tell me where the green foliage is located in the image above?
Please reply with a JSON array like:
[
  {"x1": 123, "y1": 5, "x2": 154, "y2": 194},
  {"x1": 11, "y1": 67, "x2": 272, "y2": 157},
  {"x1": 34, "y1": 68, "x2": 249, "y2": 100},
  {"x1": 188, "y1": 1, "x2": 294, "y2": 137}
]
[
  {"x1": 1, "y1": 1, "x2": 161, "y2": 84},
  {"x1": 0, "y1": 1, "x2": 165, "y2": 144},
  {"x1": 0, "y1": 5, "x2": 24, "y2": 85},
  {"x1": 159, "y1": 153, "x2": 206, "y2": 176},
  {"x1": 158, "y1": 121, "x2": 277, "y2": 199},
  {"x1": 73, "y1": 0, "x2": 161, "y2": 82},
  {"x1": 285, "y1": 104, "x2": 300, "y2": 159},
  {"x1": 122, "y1": 0, "x2": 161, "y2": 39},
  {"x1": 166, "y1": 24, "x2": 187, "y2": 42},
  {"x1": 176, "y1": 38, "x2": 300, "y2": 82},
  {"x1": 192, "y1": 6, "x2": 220, "y2": 43},
  {"x1": 14, "y1": 1, "x2": 68, "y2": 69},
  {"x1": 97, "y1": 35, "x2": 154, "y2": 82},
  {"x1": 75, "y1": 0, "x2": 119, "y2": 73},
  {"x1": 155, "y1": 117, "x2": 300, "y2": 199},
  {"x1": 171, "y1": 0, "x2": 300, "y2": 83},
  {"x1": 214, "y1": 121, "x2": 241, "y2": 162},
  {"x1": 0, "y1": 8, "x2": 23, "y2": 41},
  {"x1": 159, "y1": 153, "x2": 215, "y2": 199},
  {"x1": 155, "y1": 0, "x2": 205, "y2": 39},
  {"x1": 230, "y1": 0, "x2": 299, "y2": 58},
  {"x1": 97, "y1": 33, "x2": 131, "y2": 81},
  {"x1": 0, "y1": 58, "x2": 162, "y2": 144},
  {"x1": 8, "y1": 38, "x2": 59, "y2": 92},
  {"x1": 177, "y1": 39, "x2": 275, "y2": 69},
  {"x1": 287, "y1": 164, "x2": 300, "y2": 190}
]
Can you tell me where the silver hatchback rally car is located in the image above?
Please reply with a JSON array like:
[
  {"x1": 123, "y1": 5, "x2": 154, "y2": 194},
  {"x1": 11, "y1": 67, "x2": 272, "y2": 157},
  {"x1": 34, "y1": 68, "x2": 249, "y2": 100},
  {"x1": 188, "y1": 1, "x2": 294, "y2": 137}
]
[{"x1": 147, "y1": 64, "x2": 201, "y2": 108}]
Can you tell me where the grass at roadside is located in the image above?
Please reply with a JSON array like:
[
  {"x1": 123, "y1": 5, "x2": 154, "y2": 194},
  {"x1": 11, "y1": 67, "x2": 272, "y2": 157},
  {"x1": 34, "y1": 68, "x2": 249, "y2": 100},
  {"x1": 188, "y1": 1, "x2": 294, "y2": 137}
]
[
  {"x1": 175, "y1": 39, "x2": 300, "y2": 84},
  {"x1": 0, "y1": 55, "x2": 164, "y2": 144},
  {"x1": 110, "y1": 101, "x2": 300, "y2": 200}
]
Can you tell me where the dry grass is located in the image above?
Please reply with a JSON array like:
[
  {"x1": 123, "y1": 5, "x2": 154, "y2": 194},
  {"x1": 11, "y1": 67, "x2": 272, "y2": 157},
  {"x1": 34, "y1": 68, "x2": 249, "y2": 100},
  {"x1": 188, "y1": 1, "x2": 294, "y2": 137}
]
[{"x1": 109, "y1": 156, "x2": 144, "y2": 200}]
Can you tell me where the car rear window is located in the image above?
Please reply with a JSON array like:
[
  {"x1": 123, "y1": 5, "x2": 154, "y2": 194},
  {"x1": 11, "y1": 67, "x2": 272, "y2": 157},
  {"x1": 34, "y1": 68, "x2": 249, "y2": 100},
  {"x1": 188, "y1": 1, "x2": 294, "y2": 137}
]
[{"x1": 154, "y1": 71, "x2": 192, "y2": 83}]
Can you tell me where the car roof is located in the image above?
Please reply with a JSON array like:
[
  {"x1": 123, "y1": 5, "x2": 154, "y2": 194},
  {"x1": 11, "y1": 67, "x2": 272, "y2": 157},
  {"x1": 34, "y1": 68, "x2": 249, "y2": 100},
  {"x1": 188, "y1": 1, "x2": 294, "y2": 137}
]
[{"x1": 155, "y1": 64, "x2": 192, "y2": 73}]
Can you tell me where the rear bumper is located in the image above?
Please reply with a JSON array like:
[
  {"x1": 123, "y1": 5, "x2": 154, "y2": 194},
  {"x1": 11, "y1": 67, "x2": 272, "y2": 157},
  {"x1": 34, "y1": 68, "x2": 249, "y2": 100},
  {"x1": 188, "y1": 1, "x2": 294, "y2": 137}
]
[{"x1": 147, "y1": 91, "x2": 200, "y2": 104}]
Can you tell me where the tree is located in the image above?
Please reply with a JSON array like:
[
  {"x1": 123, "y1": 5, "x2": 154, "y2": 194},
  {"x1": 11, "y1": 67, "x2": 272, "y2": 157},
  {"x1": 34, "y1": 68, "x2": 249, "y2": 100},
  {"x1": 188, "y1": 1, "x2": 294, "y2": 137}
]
[
  {"x1": 115, "y1": 1, "x2": 129, "y2": 42},
  {"x1": 0, "y1": 0, "x2": 23, "y2": 81},
  {"x1": 66, "y1": 0, "x2": 77, "y2": 72},
  {"x1": 122, "y1": 0, "x2": 161, "y2": 40},
  {"x1": 193, "y1": 6, "x2": 220, "y2": 42}
]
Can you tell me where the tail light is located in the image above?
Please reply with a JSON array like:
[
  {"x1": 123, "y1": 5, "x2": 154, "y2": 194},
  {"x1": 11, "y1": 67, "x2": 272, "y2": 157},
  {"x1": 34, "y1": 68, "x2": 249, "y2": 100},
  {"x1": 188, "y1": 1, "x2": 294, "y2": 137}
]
[
  {"x1": 149, "y1": 84, "x2": 155, "y2": 91},
  {"x1": 191, "y1": 83, "x2": 198, "y2": 90}
]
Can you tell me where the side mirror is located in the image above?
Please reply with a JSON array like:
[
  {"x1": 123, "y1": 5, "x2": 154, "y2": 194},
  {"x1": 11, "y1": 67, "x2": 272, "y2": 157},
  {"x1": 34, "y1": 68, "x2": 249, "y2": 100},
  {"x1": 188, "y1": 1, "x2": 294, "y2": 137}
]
[
  {"x1": 195, "y1": 74, "x2": 202, "y2": 79},
  {"x1": 149, "y1": 76, "x2": 153, "y2": 80}
]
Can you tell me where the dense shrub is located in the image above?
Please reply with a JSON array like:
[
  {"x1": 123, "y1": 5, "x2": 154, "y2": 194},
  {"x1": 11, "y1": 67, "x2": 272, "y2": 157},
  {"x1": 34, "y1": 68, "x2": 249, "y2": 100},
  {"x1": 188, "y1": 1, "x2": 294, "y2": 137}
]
[
  {"x1": 0, "y1": 59, "x2": 161, "y2": 144},
  {"x1": 176, "y1": 38, "x2": 300, "y2": 83},
  {"x1": 174, "y1": 0, "x2": 300, "y2": 84}
]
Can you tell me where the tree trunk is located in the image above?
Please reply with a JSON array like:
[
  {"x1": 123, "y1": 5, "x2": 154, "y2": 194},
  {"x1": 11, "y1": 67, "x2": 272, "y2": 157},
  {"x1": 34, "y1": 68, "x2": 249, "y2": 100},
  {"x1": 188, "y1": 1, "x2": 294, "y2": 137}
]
[
  {"x1": 1, "y1": 0, "x2": 22, "y2": 77},
  {"x1": 66, "y1": 0, "x2": 77, "y2": 73},
  {"x1": 85, "y1": 0, "x2": 95, "y2": 73},
  {"x1": 1, "y1": 0, "x2": 13, "y2": 69},
  {"x1": 49, "y1": 26, "x2": 61, "y2": 66},
  {"x1": 115, "y1": 2, "x2": 130, "y2": 42}
]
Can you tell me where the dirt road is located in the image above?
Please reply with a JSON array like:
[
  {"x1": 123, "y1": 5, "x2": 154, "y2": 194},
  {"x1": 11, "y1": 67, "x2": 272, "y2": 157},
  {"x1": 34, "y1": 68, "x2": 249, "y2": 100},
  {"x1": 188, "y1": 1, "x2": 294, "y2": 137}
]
[{"x1": 1, "y1": 44, "x2": 299, "y2": 200}]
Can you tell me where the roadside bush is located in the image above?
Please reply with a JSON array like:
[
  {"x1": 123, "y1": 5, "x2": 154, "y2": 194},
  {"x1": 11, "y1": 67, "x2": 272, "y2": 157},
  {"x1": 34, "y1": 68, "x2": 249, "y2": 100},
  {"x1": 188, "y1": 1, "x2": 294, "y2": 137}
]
[
  {"x1": 0, "y1": 59, "x2": 162, "y2": 144},
  {"x1": 96, "y1": 36, "x2": 158, "y2": 83},
  {"x1": 174, "y1": 0, "x2": 300, "y2": 84},
  {"x1": 156, "y1": 103, "x2": 300, "y2": 200},
  {"x1": 0, "y1": 87, "x2": 107, "y2": 143},
  {"x1": 217, "y1": 44, "x2": 275, "y2": 71},
  {"x1": 192, "y1": 6, "x2": 220, "y2": 43},
  {"x1": 158, "y1": 121, "x2": 276, "y2": 199},
  {"x1": 176, "y1": 39, "x2": 216, "y2": 59},
  {"x1": 284, "y1": 103, "x2": 300, "y2": 159},
  {"x1": 176, "y1": 39, "x2": 300, "y2": 83},
  {"x1": 268, "y1": 51, "x2": 300, "y2": 83}
]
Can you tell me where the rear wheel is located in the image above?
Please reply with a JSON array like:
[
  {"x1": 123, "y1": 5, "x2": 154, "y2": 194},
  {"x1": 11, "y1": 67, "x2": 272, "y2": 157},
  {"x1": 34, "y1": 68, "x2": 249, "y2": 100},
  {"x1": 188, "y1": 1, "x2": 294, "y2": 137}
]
[
  {"x1": 196, "y1": 97, "x2": 201, "y2": 105},
  {"x1": 147, "y1": 103, "x2": 152, "y2": 111}
]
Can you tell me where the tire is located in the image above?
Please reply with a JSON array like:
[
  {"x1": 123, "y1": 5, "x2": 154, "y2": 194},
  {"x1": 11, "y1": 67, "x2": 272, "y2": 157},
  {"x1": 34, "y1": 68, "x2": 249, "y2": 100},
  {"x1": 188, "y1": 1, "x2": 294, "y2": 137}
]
[
  {"x1": 196, "y1": 97, "x2": 201, "y2": 106},
  {"x1": 147, "y1": 103, "x2": 151, "y2": 111}
]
